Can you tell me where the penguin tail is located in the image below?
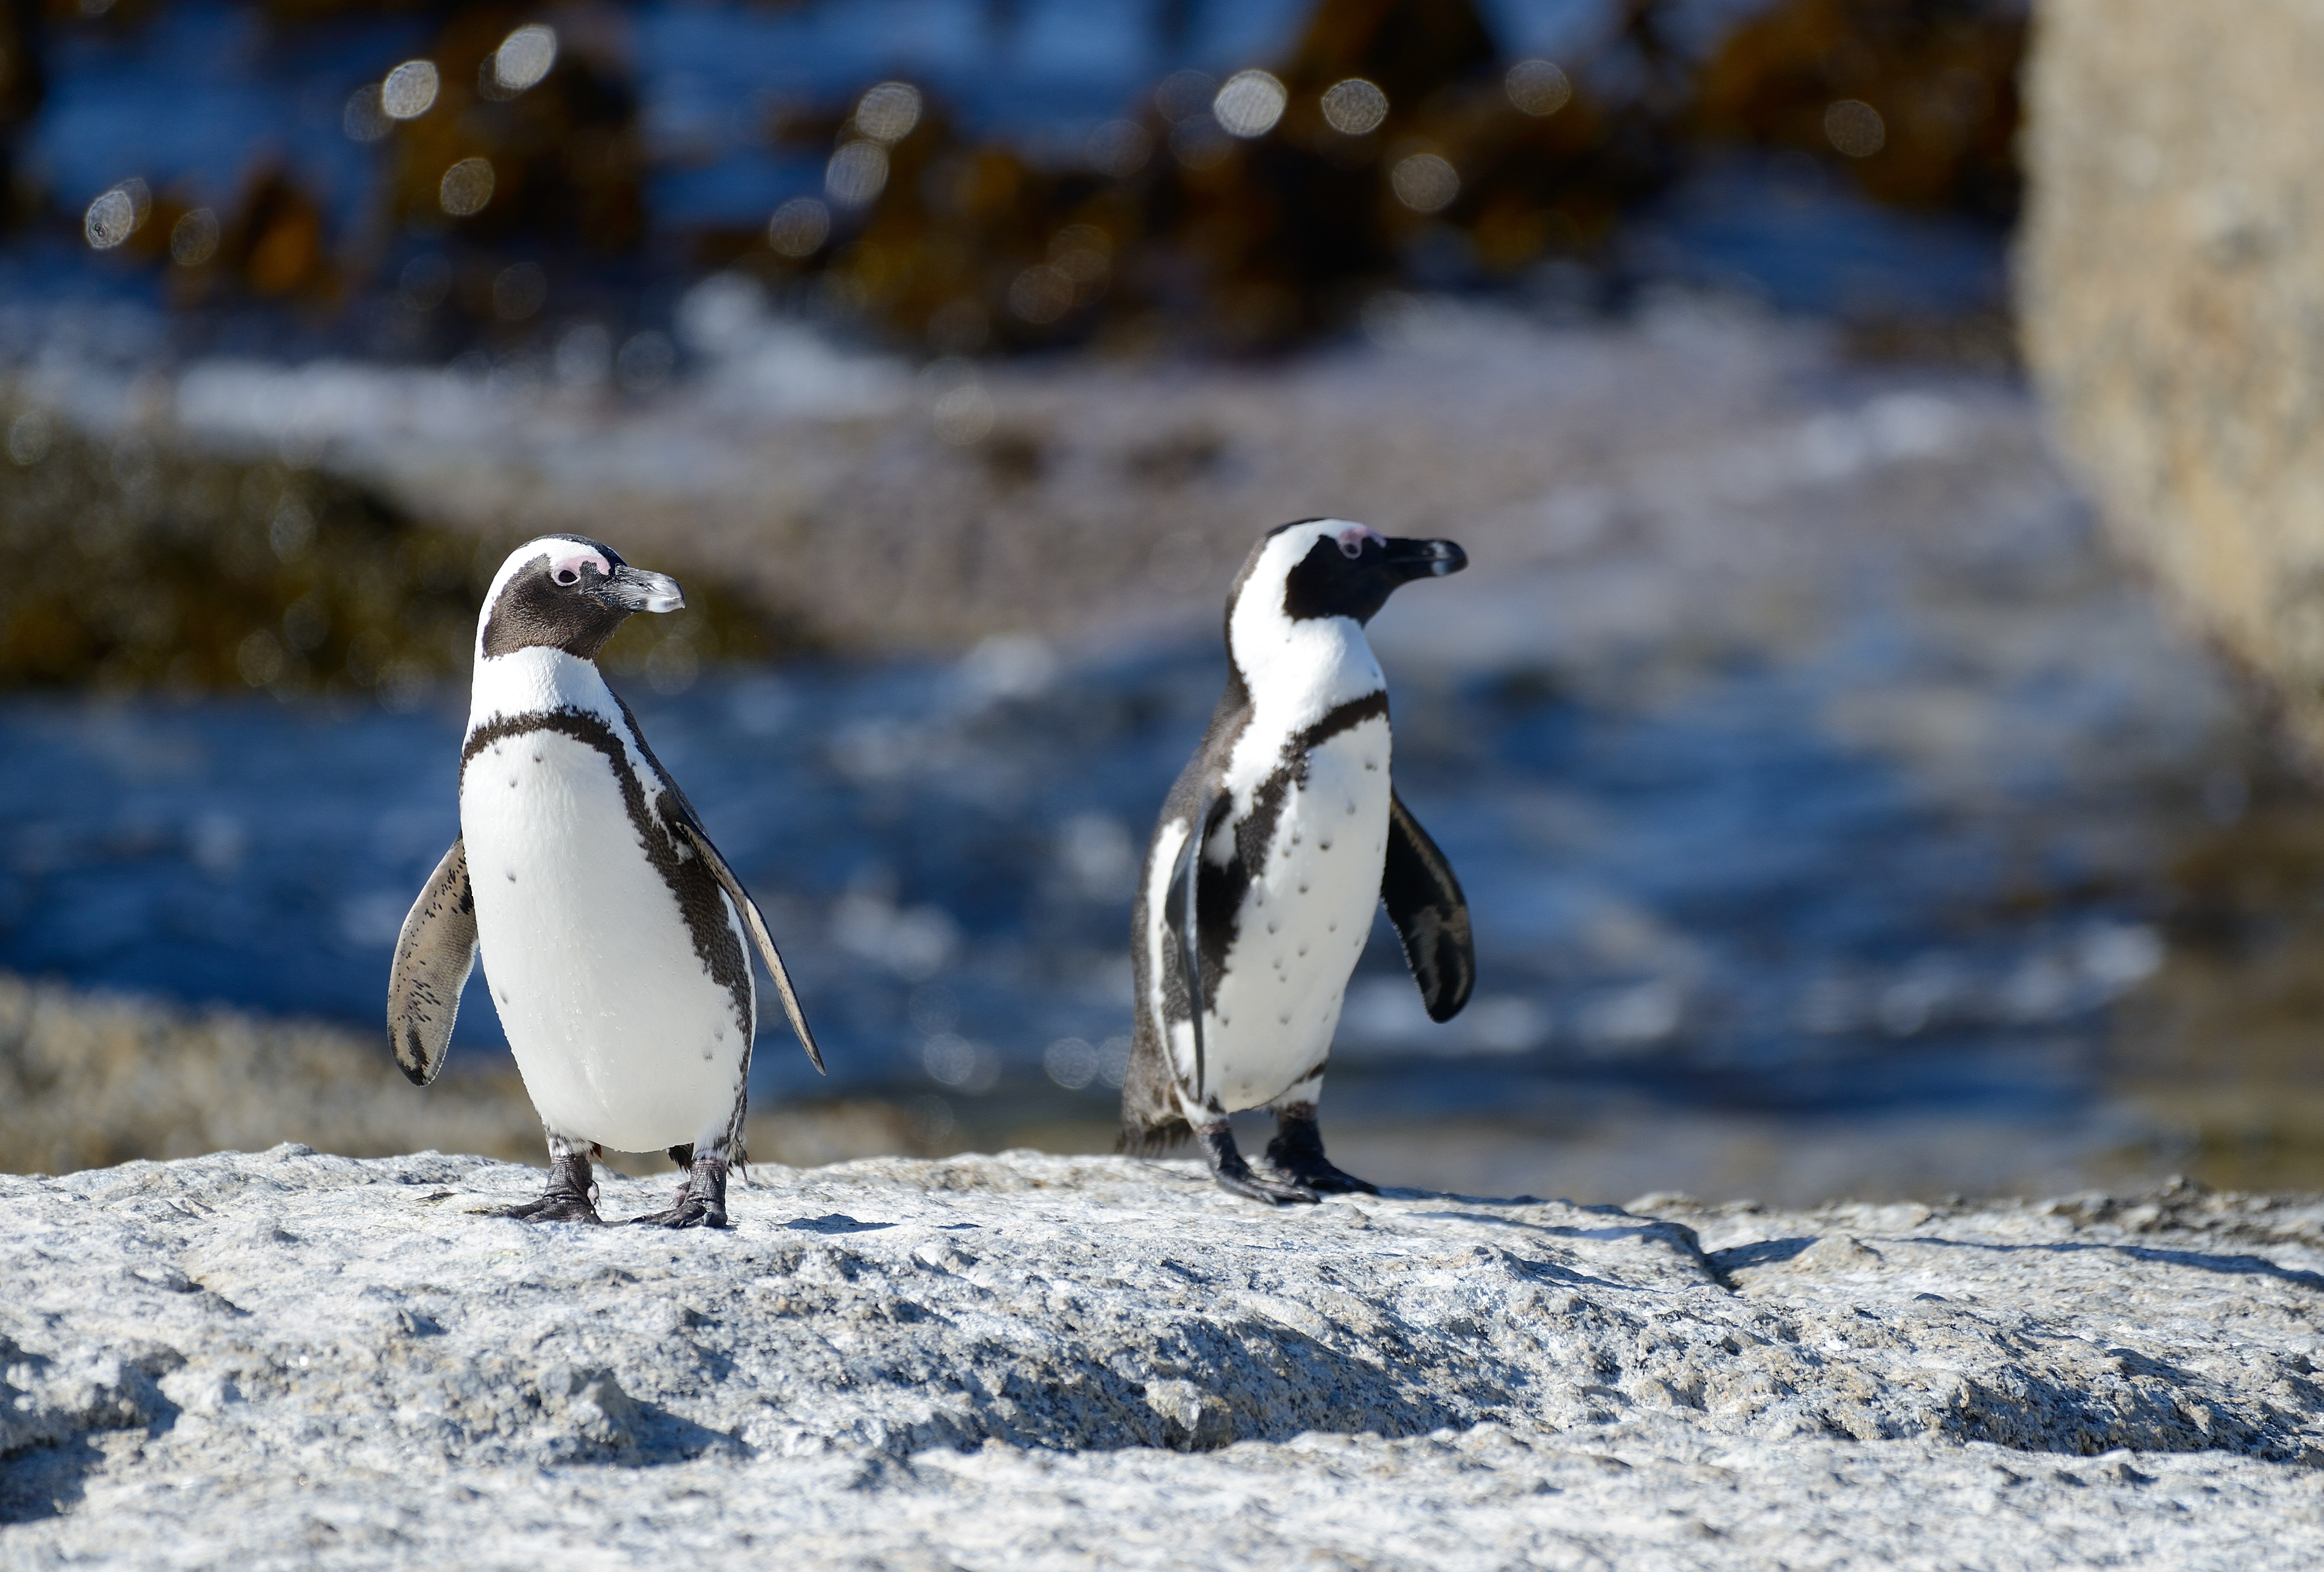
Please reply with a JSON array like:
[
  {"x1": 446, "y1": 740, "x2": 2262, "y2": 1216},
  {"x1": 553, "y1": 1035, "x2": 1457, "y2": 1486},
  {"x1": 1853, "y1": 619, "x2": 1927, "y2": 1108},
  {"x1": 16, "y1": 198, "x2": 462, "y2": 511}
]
[{"x1": 1115, "y1": 1114, "x2": 1192, "y2": 1157}]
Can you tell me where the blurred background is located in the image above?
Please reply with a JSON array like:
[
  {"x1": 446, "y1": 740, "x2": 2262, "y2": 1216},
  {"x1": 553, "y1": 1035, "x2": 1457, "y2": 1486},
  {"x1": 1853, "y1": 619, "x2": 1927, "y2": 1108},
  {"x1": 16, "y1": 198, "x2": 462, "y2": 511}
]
[{"x1": 1, "y1": 0, "x2": 2318, "y2": 1205}]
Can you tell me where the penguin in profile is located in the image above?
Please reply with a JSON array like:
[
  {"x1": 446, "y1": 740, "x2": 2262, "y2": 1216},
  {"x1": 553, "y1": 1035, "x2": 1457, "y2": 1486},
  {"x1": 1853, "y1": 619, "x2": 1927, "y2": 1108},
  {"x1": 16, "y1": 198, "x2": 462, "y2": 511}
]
[
  {"x1": 1119, "y1": 519, "x2": 1474, "y2": 1204},
  {"x1": 387, "y1": 535, "x2": 822, "y2": 1228}
]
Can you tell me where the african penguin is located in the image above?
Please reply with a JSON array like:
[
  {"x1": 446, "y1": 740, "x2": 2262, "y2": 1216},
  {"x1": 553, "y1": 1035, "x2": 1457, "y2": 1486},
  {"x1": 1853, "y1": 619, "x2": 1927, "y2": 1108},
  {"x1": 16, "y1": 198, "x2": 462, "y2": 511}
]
[
  {"x1": 388, "y1": 534, "x2": 822, "y2": 1228},
  {"x1": 1119, "y1": 519, "x2": 1475, "y2": 1205}
]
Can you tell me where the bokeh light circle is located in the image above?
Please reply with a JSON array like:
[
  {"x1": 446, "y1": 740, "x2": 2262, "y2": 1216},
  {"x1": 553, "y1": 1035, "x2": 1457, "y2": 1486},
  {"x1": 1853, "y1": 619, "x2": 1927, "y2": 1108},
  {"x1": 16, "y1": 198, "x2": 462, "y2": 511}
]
[
  {"x1": 1212, "y1": 70, "x2": 1287, "y2": 139},
  {"x1": 854, "y1": 82, "x2": 923, "y2": 145},
  {"x1": 1321, "y1": 78, "x2": 1389, "y2": 135},
  {"x1": 382, "y1": 61, "x2": 440, "y2": 121},
  {"x1": 1086, "y1": 119, "x2": 1151, "y2": 177},
  {"x1": 767, "y1": 197, "x2": 831, "y2": 256},
  {"x1": 825, "y1": 142, "x2": 889, "y2": 207},
  {"x1": 84, "y1": 189, "x2": 136, "y2": 250},
  {"x1": 494, "y1": 26, "x2": 558, "y2": 94},
  {"x1": 1824, "y1": 99, "x2": 1887, "y2": 158},
  {"x1": 1390, "y1": 153, "x2": 1460, "y2": 213},
  {"x1": 170, "y1": 208, "x2": 220, "y2": 267},
  {"x1": 1505, "y1": 59, "x2": 1572, "y2": 117},
  {"x1": 342, "y1": 85, "x2": 390, "y2": 143},
  {"x1": 439, "y1": 157, "x2": 496, "y2": 217}
]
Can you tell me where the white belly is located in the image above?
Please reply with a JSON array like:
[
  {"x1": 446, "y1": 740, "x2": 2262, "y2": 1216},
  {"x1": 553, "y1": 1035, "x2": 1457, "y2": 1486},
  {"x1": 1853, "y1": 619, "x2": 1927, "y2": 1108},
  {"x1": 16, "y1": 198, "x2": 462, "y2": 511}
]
[
  {"x1": 1204, "y1": 717, "x2": 1391, "y2": 1111},
  {"x1": 461, "y1": 729, "x2": 751, "y2": 1153}
]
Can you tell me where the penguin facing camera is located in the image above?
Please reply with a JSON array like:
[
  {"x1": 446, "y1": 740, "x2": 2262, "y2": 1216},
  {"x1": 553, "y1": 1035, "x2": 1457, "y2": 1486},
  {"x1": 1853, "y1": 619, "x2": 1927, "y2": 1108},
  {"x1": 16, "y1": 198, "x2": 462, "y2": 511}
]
[
  {"x1": 1119, "y1": 519, "x2": 1475, "y2": 1204},
  {"x1": 388, "y1": 535, "x2": 822, "y2": 1228}
]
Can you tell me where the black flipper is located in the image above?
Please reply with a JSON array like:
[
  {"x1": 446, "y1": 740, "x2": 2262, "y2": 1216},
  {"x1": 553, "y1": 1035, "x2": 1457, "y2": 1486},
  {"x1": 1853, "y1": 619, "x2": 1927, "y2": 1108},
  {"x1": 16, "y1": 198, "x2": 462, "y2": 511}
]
[
  {"x1": 387, "y1": 839, "x2": 478, "y2": 1087},
  {"x1": 1382, "y1": 789, "x2": 1474, "y2": 1023},
  {"x1": 1169, "y1": 790, "x2": 1232, "y2": 1109},
  {"x1": 608, "y1": 688, "x2": 824, "y2": 1075},
  {"x1": 670, "y1": 817, "x2": 824, "y2": 1075}
]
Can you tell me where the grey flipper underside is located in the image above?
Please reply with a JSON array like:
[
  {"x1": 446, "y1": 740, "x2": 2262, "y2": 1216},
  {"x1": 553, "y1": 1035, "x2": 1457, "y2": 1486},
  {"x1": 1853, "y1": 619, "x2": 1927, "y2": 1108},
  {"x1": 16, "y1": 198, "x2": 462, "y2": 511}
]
[
  {"x1": 1383, "y1": 789, "x2": 1474, "y2": 1023},
  {"x1": 1169, "y1": 790, "x2": 1231, "y2": 1106},
  {"x1": 388, "y1": 839, "x2": 478, "y2": 1087},
  {"x1": 670, "y1": 818, "x2": 825, "y2": 1074}
]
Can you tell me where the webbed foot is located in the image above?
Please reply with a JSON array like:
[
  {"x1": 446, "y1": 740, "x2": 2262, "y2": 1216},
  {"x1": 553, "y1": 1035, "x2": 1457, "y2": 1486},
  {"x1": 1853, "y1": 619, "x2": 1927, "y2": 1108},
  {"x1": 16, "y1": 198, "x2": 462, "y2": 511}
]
[
  {"x1": 625, "y1": 1195, "x2": 728, "y2": 1229},
  {"x1": 1266, "y1": 1106, "x2": 1379, "y2": 1196},
  {"x1": 491, "y1": 1189, "x2": 603, "y2": 1225},
  {"x1": 491, "y1": 1142, "x2": 602, "y2": 1223},
  {"x1": 1199, "y1": 1119, "x2": 1319, "y2": 1206},
  {"x1": 1216, "y1": 1168, "x2": 1322, "y2": 1206},
  {"x1": 625, "y1": 1155, "x2": 730, "y2": 1229}
]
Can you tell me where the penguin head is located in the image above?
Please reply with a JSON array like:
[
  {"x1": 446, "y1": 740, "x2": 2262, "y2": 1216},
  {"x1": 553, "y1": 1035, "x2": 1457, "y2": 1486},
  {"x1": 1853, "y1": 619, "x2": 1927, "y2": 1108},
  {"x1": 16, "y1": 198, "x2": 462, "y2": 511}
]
[
  {"x1": 1227, "y1": 517, "x2": 1466, "y2": 651},
  {"x1": 477, "y1": 535, "x2": 685, "y2": 662}
]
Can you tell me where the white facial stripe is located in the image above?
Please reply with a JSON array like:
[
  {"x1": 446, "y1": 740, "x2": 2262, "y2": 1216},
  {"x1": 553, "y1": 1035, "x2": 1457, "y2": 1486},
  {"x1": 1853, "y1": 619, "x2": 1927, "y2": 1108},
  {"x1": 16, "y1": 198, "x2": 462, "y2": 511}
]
[
  {"x1": 480, "y1": 536, "x2": 609, "y2": 616},
  {"x1": 1223, "y1": 520, "x2": 1386, "y2": 817},
  {"x1": 468, "y1": 536, "x2": 638, "y2": 746},
  {"x1": 475, "y1": 535, "x2": 619, "y2": 662}
]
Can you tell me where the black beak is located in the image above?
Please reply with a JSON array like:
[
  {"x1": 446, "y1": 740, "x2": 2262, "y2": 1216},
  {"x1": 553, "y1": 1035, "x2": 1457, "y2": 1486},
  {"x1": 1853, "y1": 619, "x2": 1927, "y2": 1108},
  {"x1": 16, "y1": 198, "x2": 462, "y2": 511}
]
[
  {"x1": 602, "y1": 564, "x2": 685, "y2": 613},
  {"x1": 1382, "y1": 537, "x2": 1467, "y2": 581}
]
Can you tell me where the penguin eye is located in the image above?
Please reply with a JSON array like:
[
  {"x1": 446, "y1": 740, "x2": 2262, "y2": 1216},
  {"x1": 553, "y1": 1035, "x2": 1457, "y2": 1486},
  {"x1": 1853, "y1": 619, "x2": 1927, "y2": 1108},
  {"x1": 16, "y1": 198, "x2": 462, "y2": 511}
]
[
  {"x1": 546, "y1": 550, "x2": 611, "y2": 588},
  {"x1": 1335, "y1": 526, "x2": 1383, "y2": 559}
]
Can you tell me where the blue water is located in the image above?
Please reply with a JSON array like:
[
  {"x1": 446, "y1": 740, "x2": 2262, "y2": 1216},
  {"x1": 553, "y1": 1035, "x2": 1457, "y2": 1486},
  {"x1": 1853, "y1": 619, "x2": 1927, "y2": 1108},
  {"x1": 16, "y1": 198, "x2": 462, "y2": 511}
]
[{"x1": 0, "y1": 626, "x2": 2167, "y2": 1121}]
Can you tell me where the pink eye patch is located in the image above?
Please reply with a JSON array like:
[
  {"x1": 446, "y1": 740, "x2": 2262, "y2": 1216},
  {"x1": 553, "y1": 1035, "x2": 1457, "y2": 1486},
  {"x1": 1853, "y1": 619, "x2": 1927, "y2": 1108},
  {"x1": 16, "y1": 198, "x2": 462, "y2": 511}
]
[
  {"x1": 1336, "y1": 525, "x2": 1384, "y2": 558},
  {"x1": 549, "y1": 550, "x2": 612, "y2": 586}
]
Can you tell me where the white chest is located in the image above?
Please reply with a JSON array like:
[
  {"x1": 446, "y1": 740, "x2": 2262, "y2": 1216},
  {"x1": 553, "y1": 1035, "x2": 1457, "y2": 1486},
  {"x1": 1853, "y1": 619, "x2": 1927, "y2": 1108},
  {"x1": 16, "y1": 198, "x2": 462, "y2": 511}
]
[
  {"x1": 460, "y1": 727, "x2": 750, "y2": 1152},
  {"x1": 1201, "y1": 714, "x2": 1393, "y2": 1110}
]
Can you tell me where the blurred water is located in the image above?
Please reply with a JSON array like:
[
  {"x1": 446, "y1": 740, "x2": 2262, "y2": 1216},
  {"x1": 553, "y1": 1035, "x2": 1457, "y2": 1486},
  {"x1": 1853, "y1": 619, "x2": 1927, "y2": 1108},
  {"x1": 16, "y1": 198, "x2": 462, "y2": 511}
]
[{"x1": 0, "y1": 598, "x2": 2184, "y2": 1133}]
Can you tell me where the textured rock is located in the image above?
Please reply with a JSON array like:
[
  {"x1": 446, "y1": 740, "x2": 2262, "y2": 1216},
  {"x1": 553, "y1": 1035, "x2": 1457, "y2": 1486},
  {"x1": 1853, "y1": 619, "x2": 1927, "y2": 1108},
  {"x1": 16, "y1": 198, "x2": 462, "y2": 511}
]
[
  {"x1": 3, "y1": 1148, "x2": 2321, "y2": 1566},
  {"x1": 2021, "y1": 0, "x2": 2324, "y2": 762}
]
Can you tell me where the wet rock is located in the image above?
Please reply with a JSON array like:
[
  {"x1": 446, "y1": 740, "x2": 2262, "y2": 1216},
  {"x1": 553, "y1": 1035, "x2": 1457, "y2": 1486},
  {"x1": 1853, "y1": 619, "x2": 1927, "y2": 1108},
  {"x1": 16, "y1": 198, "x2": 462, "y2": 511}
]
[
  {"x1": 2022, "y1": 0, "x2": 2324, "y2": 766},
  {"x1": 0, "y1": 409, "x2": 785, "y2": 693},
  {"x1": 1, "y1": 1148, "x2": 2320, "y2": 1562}
]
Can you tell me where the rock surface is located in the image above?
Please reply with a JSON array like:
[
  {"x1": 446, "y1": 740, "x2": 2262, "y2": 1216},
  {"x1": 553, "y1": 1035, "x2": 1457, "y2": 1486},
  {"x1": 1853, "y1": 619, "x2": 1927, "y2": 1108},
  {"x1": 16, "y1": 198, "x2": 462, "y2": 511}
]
[
  {"x1": 3, "y1": 1147, "x2": 2321, "y2": 1566},
  {"x1": 2022, "y1": 0, "x2": 2324, "y2": 762}
]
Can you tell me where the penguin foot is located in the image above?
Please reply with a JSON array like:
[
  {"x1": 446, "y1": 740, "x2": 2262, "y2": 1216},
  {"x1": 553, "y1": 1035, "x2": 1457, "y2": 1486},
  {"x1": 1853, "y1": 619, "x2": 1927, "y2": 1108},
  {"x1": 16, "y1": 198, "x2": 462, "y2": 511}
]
[
  {"x1": 1214, "y1": 1169, "x2": 1322, "y2": 1206},
  {"x1": 1265, "y1": 1107, "x2": 1379, "y2": 1196},
  {"x1": 492, "y1": 1142, "x2": 603, "y2": 1223},
  {"x1": 491, "y1": 1189, "x2": 603, "y2": 1225},
  {"x1": 626, "y1": 1157, "x2": 730, "y2": 1229},
  {"x1": 1198, "y1": 1119, "x2": 1320, "y2": 1206},
  {"x1": 625, "y1": 1195, "x2": 728, "y2": 1229}
]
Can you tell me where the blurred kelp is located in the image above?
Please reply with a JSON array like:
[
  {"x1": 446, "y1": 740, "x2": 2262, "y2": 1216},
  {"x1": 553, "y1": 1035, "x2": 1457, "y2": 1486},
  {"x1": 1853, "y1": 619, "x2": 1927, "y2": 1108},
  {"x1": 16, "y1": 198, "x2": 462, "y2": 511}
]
[
  {"x1": 740, "y1": 0, "x2": 1690, "y2": 353},
  {"x1": 77, "y1": 0, "x2": 643, "y2": 336},
  {"x1": 1694, "y1": 0, "x2": 2025, "y2": 220},
  {"x1": 366, "y1": 5, "x2": 642, "y2": 251},
  {"x1": 0, "y1": 403, "x2": 784, "y2": 696},
  {"x1": 42, "y1": 1, "x2": 2030, "y2": 359}
]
